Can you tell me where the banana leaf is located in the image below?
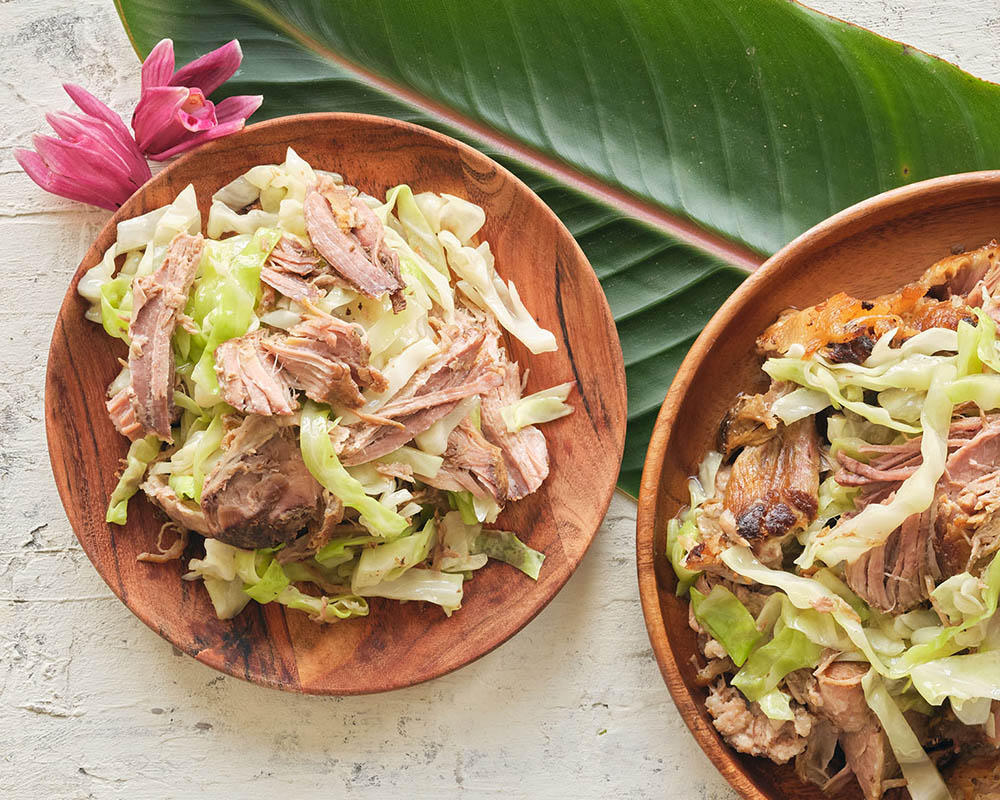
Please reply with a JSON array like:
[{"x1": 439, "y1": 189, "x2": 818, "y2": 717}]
[{"x1": 116, "y1": 0, "x2": 1000, "y2": 494}]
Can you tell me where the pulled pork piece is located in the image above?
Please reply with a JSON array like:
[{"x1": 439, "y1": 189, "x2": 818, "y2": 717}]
[
  {"x1": 276, "y1": 492, "x2": 344, "y2": 564},
  {"x1": 200, "y1": 415, "x2": 322, "y2": 549},
  {"x1": 125, "y1": 232, "x2": 205, "y2": 439},
  {"x1": 722, "y1": 418, "x2": 820, "y2": 546},
  {"x1": 419, "y1": 419, "x2": 509, "y2": 500},
  {"x1": 845, "y1": 509, "x2": 938, "y2": 614},
  {"x1": 266, "y1": 327, "x2": 365, "y2": 409},
  {"x1": 141, "y1": 471, "x2": 212, "y2": 535},
  {"x1": 340, "y1": 324, "x2": 502, "y2": 466},
  {"x1": 260, "y1": 265, "x2": 320, "y2": 303},
  {"x1": 719, "y1": 381, "x2": 792, "y2": 457},
  {"x1": 351, "y1": 195, "x2": 405, "y2": 312},
  {"x1": 934, "y1": 417, "x2": 1000, "y2": 576},
  {"x1": 835, "y1": 416, "x2": 990, "y2": 491},
  {"x1": 756, "y1": 244, "x2": 998, "y2": 361},
  {"x1": 260, "y1": 236, "x2": 321, "y2": 302},
  {"x1": 266, "y1": 315, "x2": 386, "y2": 408},
  {"x1": 107, "y1": 384, "x2": 143, "y2": 440},
  {"x1": 303, "y1": 178, "x2": 404, "y2": 305},
  {"x1": 480, "y1": 361, "x2": 550, "y2": 501},
  {"x1": 945, "y1": 749, "x2": 1000, "y2": 800},
  {"x1": 795, "y1": 717, "x2": 844, "y2": 793},
  {"x1": 268, "y1": 236, "x2": 318, "y2": 275},
  {"x1": 214, "y1": 330, "x2": 297, "y2": 416},
  {"x1": 704, "y1": 681, "x2": 813, "y2": 765},
  {"x1": 803, "y1": 662, "x2": 902, "y2": 800},
  {"x1": 684, "y1": 464, "x2": 738, "y2": 573}
]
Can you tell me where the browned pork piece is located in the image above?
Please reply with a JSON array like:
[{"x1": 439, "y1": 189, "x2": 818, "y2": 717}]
[
  {"x1": 722, "y1": 418, "x2": 820, "y2": 548},
  {"x1": 276, "y1": 492, "x2": 345, "y2": 564},
  {"x1": 214, "y1": 330, "x2": 297, "y2": 416},
  {"x1": 339, "y1": 324, "x2": 503, "y2": 466},
  {"x1": 200, "y1": 415, "x2": 323, "y2": 549},
  {"x1": 479, "y1": 361, "x2": 550, "y2": 500},
  {"x1": 419, "y1": 419, "x2": 509, "y2": 500},
  {"x1": 123, "y1": 232, "x2": 205, "y2": 440},
  {"x1": 756, "y1": 243, "x2": 1000, "y2": 362},
  {"x1": 704, "y1": 681, "x2": 813, "y2": 765},
  {"x1": 719, "y1": 381, "x2": 793, "y2": 457},
  {"x1": 303, "y1": 177, "x2": 405, "y2": 307}
]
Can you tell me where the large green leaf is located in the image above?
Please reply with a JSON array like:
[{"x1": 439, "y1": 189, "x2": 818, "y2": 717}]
[{"x1": 116, "y1": 0, "x2": 1000, "y2": 495}]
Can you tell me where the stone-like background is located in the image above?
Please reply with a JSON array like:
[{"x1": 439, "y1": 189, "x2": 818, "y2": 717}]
[{"x1": 1, "y1": 2, "x2": 998, "y2": 797}]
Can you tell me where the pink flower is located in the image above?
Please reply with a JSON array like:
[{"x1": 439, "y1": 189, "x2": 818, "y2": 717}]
[
  {"x1": 14, "y1": 84, "x2": 152, "y2": 211},
  {"x1": 132, "y1": 39, "x2": 263, "y2": 161}
]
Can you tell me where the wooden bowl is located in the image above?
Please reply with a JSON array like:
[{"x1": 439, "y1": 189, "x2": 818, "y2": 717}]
[
  {"x1": 636, "y1": 171, "x2": 1000, "y2": 799},
  {"x1": 46, "y1": 113, "x2": 626, "y2": 694}
]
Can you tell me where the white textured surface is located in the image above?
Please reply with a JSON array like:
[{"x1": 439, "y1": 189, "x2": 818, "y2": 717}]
[{"x1": 1, "y1": 2, "x2": 998, "y2": 798}]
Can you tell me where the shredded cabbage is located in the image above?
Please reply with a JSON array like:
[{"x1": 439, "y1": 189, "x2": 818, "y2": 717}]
[
  {"x1": 300, "y1": 402, "x2": 409, "y2": 538},
  {"x1": 798, "y1": 363, "x2": 954, "y2": 568},
  {"x1": 437, "y1": 512, "x2": 489, "y2": 573},
  {"x1": 771, "y1": 387, "x2": 830, "y2": 425},
  {"x1": 764, "y1": 357, "x2": 922, "y2": 434},
  {"x1": 352, "y1": 520, "x2": 436, "y2": 590},
  {"x1": 689, "y1": 585, "x2": 761, "y2": 666},
  {"x1": 439, "y1": 230, "x2": 557, "y2": 354},
  {"x1": 757, "y1": 689, "x2": 796, "y2": 722},
  {"x1": 106, "y1": 435, "x2": 161, "y2": 524},
  {"x1": 501, "y1": 382, "x2": 574, "y2": 432},
  {"x1": 355, "y1": 569, "x2": 464, "y2": 615},
  {"x1": 414, "y1": 191, "x2": 486, "y2": 244},
  {"x1": 473, "y1": 528, "x2": 545, "y2": 580},
  {"x1": 861, "y1": 670, "x2": 952, "y2": 800},
  {"x1": 732, "y1": 626, "x2": 823, "y2": 702},
  {"x1": 722, "y1": 547, "x2": 891, "y2": 674}
]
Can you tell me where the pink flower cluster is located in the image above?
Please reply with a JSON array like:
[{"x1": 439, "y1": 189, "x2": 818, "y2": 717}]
[{"x1": 15, "y1": 39, "x2": 262, "y2": 211}]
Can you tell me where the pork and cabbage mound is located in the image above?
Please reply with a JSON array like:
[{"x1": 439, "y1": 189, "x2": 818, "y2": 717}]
[
  {"x1": 669, "y1": 244, "x2": 1000, "y2": 800},
  {"x1": 81, "y1": 148, "x2": 573, "y2": 624}
]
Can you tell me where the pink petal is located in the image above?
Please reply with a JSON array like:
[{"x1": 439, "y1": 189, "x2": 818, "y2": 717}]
[
  {"x1": 146, "y1": 118, "x2": 247, "y2": 161},
  {"x1": 63, "y1": 85, "x2": 134, "y2": 148},
  {"x1": 33, "y1": 135, "x2": 136, "y2": 198},
  {"x1": 214, "y1": 94, "x2": 263, "y2": 124},
  {"x1": 177, "y1": 90, "x2": 218, "y2": 132},
  {"x1": 15, "y1": 148, "x2": 120, "y2": 210},
  {"x1": 142, "y1": 39, "x2": 176, "y2": 91},
  {"x1": 61, "y1": 86, "x2": 151, "y2": 182},
  {"x1": 170, "y1": 39, "x2": 242, "y2": 97},
  {"x1": 132, "y1": 85, "x2": 190, "y2": 154}
]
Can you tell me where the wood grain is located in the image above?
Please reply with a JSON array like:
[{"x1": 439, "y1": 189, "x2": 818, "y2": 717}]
[
  {"x1": 45, "y1": 113, "x2": 626, "y2": 695},
  {"x1": 636, "y1": 171, "x2": 1000, "y2": 800}
]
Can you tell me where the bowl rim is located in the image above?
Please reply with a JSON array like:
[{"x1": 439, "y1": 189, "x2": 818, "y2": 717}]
[
  {"x1": 635, "y1": 169, "x2": 1000, "y2": 798},
  {"x1": 45, "y1": 111, "x2": 627, "y2": 694}
]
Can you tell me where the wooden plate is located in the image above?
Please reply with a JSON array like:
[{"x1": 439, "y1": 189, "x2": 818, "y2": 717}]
[
  {"x1": 46, "y1": 113, "x2": 626, "y2": 694},
  {"x1": 636, "y1": 171, "x2": 1000, "y2": 799}
]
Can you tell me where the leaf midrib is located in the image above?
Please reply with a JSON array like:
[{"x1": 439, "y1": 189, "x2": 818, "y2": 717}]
[{"x1": 149, "y1": 0, "x2": 764, "y2": 274}]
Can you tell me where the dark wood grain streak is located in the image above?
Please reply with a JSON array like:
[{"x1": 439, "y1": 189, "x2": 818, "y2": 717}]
[
  {"x1": 636, "y1": 171, "x2": 1000, "y2": 800},
  {"x1": 45, "y1": 113, "x2": 626, "y2": 695}
]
